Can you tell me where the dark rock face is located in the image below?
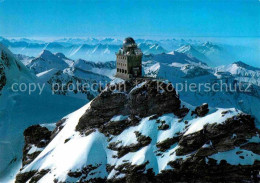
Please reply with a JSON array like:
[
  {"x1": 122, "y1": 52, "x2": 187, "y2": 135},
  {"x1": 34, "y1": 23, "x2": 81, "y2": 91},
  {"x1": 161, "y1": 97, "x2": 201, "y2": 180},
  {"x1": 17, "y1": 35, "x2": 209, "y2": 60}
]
[
  {"x1": 99, "y1": 115, "x2": 140, "y2": 136},
  {"x1": 241, "y1": 143, "x2": 260, "y2": 154},
  {"x1": 0, "y1": 63, "x2": 6, "y2": 93},
  {"x1": 76, "y1": 91, "x2": 128, "y2": 132},
  {"x1": 15, "y1": 171, "x2": 37, "y2": 183},
  {"x1": 16, "y1": 125, "x2": 52, "y2": 182},
  {"x1": 177, "y1": 114, "x2": 256, "y2": 156},
  {"x1": 107, "y1": 162, "x2": 155, "y2": 183},
  {"x1": 165, "y1": 158, "x2": 260, "y2": 183},
  {"x1": 22, "y1": 125, "x2": 51, "y2": 166},
  {"x1": 76, "y1": 79, "x2": 181, "y2": 133},
  {"x1": 156, "y1": 137, "x2": 179, "y2": 152},
  {"x1": 67, "y1": 164, "x2": 104, "y2": 183},
  {"x1": 192, "y1": 103, "x2": 209, "y2": 117},
  {"x1": 15, "y1": 169, "x2": 50, "y2": 183},
  {"x1": 50, "y1": 118, "x2": 67, "y2": 140},
  {"x1": 128, "y1": 80, "x2": 180, "y2": 117},
  {"x1": 1, "y1": 50, "x2": 11, "y2": 68},
  {"x1": 23, "y1": 125, "x2": 51, "y2": 148}
]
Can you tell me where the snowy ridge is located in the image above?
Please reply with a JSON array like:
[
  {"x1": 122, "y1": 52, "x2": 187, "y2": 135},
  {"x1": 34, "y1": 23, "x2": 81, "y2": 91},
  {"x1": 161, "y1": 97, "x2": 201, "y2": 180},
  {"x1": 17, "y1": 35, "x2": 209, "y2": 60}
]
[{"x1": 19, "y1": 105, "x2": 244, "y2": 182}]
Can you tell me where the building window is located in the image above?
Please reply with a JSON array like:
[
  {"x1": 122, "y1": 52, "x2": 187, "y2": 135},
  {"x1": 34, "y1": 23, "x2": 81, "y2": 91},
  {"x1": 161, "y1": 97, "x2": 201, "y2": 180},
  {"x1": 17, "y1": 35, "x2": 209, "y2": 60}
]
[{"x1": 117, "y1": 68, "x2": 119, "y2": 72}]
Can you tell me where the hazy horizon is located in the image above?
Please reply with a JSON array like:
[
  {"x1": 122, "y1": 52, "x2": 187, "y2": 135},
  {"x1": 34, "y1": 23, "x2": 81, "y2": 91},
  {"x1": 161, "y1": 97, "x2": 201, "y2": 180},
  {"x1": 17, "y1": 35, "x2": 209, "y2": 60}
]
[{"x1": 0, "y1": 0, "x2": 259, "y2": 38}]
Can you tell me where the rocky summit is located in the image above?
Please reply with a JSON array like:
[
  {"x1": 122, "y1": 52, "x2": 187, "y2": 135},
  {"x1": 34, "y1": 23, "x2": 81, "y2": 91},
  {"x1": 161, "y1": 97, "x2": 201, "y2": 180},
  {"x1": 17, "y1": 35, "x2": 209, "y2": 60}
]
[{"x1": 15, "y1": 79, "x2": 260, "y2": 183}]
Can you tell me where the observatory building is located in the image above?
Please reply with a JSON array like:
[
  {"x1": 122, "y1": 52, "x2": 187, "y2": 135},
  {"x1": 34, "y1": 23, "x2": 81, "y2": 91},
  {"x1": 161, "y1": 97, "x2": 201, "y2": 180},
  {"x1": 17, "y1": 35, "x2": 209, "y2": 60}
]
[{"x1": 115, "y1": 37, "x2": 143, "y2": 80}]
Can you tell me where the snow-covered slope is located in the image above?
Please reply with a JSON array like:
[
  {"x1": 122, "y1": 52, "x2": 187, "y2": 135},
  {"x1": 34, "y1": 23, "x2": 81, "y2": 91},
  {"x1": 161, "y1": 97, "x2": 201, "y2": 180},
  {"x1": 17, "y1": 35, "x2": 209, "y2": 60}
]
[
  {"x1": 14, "y1": 79, "x2": 260, "y2": 183},
  {"x1": 0, "y1": 44, "x2": 86, "y2": 181}
]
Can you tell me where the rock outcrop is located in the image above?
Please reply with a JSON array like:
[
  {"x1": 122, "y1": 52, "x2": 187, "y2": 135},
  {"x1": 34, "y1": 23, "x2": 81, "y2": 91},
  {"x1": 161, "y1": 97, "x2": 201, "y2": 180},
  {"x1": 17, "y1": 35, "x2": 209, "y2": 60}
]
[
  {"x1": 192, "y1": 103, "x2": 209, "y2": 117},
  {"x1": 22, "y1": 125, "x2": 51, "y2": 166},
  {"x1": 76, "y1": 79, "x2": 182, "y2": 133}
]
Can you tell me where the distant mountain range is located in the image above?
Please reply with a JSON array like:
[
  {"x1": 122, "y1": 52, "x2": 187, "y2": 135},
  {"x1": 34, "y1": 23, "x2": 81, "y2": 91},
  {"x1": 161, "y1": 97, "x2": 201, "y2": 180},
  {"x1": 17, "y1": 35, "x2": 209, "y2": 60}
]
[
  {"x1": 1, "y1": 37, "x2": 257, "y2": 67},
  {"x1": 12, "y1": 48, "x2": 260, "y2": 126}
]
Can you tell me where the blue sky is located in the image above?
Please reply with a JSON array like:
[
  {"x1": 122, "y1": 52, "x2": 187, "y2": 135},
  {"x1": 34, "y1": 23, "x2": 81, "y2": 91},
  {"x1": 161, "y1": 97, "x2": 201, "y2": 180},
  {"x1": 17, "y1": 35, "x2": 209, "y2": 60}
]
[{"x1": 0, "y1": 0, "x2": 260, "y2": 38}]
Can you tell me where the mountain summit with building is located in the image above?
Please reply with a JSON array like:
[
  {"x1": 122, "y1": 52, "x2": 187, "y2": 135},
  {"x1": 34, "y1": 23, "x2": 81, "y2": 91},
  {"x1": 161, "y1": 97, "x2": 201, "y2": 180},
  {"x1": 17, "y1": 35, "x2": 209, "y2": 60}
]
[
  {"x1": 115, "y1": 37, "x2": 143, "y2": 80},
  {"x1": 0, "y1": 38, "x2": 259, "y2": 182}
]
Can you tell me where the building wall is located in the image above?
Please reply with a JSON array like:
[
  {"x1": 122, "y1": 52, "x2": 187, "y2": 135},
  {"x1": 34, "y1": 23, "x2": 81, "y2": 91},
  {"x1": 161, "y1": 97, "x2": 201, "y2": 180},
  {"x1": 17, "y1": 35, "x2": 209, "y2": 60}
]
[
  {"x1": 127, "y1": 55, "x2": 142, "y2": 77},
  {"x1": 116, "y1": 54, "x2": 142, "y2": 80},
  {"x1": 116, "y1": 55, "x2": 129, "y2": 79}
]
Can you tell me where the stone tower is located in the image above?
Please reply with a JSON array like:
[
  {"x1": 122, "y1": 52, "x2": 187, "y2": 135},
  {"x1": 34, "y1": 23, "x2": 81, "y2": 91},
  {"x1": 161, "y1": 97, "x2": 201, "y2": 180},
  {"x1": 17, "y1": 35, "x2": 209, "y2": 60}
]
[{"x1": 115, "y1": 37, "x2": 143, "y2": 80}]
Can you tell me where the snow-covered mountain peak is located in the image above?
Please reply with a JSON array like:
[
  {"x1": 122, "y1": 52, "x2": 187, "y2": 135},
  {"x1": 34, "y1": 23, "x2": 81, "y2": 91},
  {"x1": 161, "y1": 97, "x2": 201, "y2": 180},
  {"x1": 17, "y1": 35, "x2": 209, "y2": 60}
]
[
  {"x1": 0, "y1": 43, "x2": 35, "y2": 90},
  {"x1": 54, "y1": 52, "x2": 66, "y2": 59},
  {"x1": 233, "y1": 61, "x2": 260, "y2": 71},
  {"x1": 28, "y1": 50, "x2": 71, "y2": 74},
  {"x1": 39, "y1": 49, "x2": 54, "y2": 58},
  {"x1": 216, "y1": 61, "x2": 260, "y2": 76}
]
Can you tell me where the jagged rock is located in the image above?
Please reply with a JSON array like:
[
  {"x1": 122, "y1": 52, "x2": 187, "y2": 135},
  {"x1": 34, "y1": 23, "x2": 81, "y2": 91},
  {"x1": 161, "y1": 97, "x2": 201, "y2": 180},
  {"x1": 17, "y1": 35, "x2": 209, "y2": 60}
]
[
  {"x1": 192, "y1": 103, "x2": 209, "y2": 117},
  {"x1": 174, "y1": 106, "x2": 190, "y2": 118},
  {"x1": 50, "y1": 118, "x2": 67, "y2": 140},
  {"x1": 241, "y1": 143, "x2": 260, "y2": 154},
  {"x1": 28, "y1": 169, "x2": 50, "y2": 183},
  {"x1": 166, "y1": 158, "x2": 260, "y2": 183},
  {"x1": 128, "y1": 80, "x2": 181, "y2": 117},
  {"x1": 156, "y1": 137, "x2": 179, "y2": 152},
  {"x1": 157, "y1": 123, "x2": 169, "y2": 130},
  {"x1": 67, "y1": 164, "x2": 103, "y2": 182},
  {"x1": 24, "y1": 125, "x2": 52, "y2": 147},
  {"x1": 177, "y1": 113, "x2": 257, "y2": 156},
  {"x1": 108, "y1": 131, "x2": 152, "y2": 158},
  {"x1": 15, "y1": 169, "x2": 50, "y2": 183},
  {"x1": 107, "y1": 161, "x2": 154, "y2": 183},
  {"x1": 76, "y1": 91, "x2": 128, "y2": 132},
  {"x1": 15, "y1": 171, "x2": 37, "y2": 183},
  {"x1": 99, "y1": 116, "x2": 140, "y2": 136},
  {"x1": 76, "y1": 79, "x2": 181, "y2": 133},
  {"x1": 0, "y1": 64, "x2": 6, "y2": 93},
  {"x1": 22, "y1": 125, "x2": 52, "y2": 166}
]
